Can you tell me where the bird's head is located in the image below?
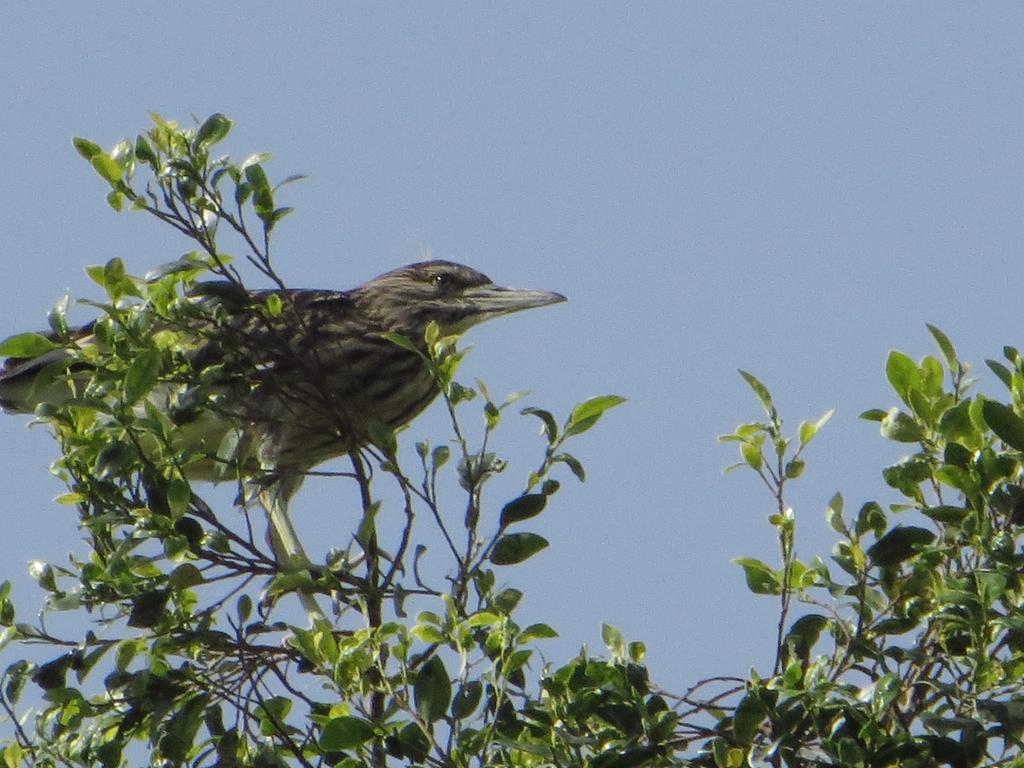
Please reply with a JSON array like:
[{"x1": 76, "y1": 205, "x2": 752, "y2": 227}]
[{"x1": 354, "y1": 260, "x2": 566, "y2": 337}]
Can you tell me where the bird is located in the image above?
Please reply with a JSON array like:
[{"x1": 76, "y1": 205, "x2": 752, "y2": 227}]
[{"x1": 0, "y1": 260, "x2": 566, "y2": 577}]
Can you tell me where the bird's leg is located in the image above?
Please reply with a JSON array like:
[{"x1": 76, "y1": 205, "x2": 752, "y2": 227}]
[
  {"x1": 258, "y1": 472, "x2": 326, "y2": 623},
  {"x1": 260, "y1": 473, "x2": 308, "y2": 565}
]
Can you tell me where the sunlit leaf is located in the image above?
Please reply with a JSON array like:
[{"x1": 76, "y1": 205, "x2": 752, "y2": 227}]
[
  {"x1": 123, "y1": 349, "x2": 162, "y2": 404},
  {"x1": 826, "y1": 492, "x2": 848, "y2": 535},
  {"x1": 320, "y1": 716, "x2": 375, "y2": 750},
  {"x1": 885, "y1": 351, "x2": 919, "y2": 407},
  {"x1": 880, "y1": 408, "x2": 924, "y2": 443},
  {"x1": 739, "y1": 370, "x2": 774, "y2": 415},
  {"x1": 564, "y1": 395, "x2": 626, "y2": 436},
  {"x1": 733, "y1": 558, "x2": 781, "y2": 595},
  {"x1": 194, "y1": 113, "x2": 233, "y2": 148},
  {"x1": 90, "y1": 153, "x2": 123, "y2": 185},
  {"x1": 72, "y1": 137, "x2": 102, "y2": 160},
  {"x1": 0, "y1": 333, "x2": 56, "y2": 358}
]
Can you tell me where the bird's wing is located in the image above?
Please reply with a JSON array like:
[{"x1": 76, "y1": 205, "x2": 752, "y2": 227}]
[{"x1": 0, "y1": 286, "x2": 357, "y2": 413}]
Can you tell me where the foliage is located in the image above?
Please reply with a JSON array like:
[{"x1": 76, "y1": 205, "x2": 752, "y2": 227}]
[
  {"x1": 714, "y1": 329, "x2": 1024, "y2": 767},
  {"x1": 2, "y1": 112, "x2": 1024, "y2": 768},
  {"x1": 0, "y1": 114, "x2": 644, "y2": 767}
]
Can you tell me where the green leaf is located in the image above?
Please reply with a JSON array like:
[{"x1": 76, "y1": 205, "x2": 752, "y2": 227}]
[
  {"x1": 982, "y1": 400, "x2": 1024, "y2": 451},
  {"x1": 167, "y1": 479, "x2": 191, "y2": 517},
  {"x1": 91, "y1": 153, "x2": 123, "y2": 185},
  {"x1": 95, "y1": 441, "x2": 134, "y2": 479},
  {"x1": 520, "y1": 623, "x2": 559, "y2": 641},
  {"x1": 854, "y1": 502, "x2": 887, "y2": 538},
  {"x1": 872, "y1": 617, "x2": 919, "y2": 636},
  {"x1": 499, "y1": 494, "x2": 547, "y2": 528},
  {"x1": 602, "y1": 623, "x2": 625, "y2": 655},
  {"x1": 732, "y1": 693, "x2": 767, "y2": 745},
  {"x1": 943, "y1": 441, "x2": 972, "y2": 468},
  {"x1": 450, "y1": 680, "x2": 483, "y2": 719},
  {"x1": 987, "y1": 359, "x2": 1013, "y2": 389},
  {"x1": 921, "y1": 505, "x2": 969, "y2": 524},
  {"x1": 236, "y1": 595, "x2": 252, "y2": 623},
  {"x1": 127, "y1": 589, "x2": 169, "y2": 628},
  {"x1": 796, "y1": 421, "x2": 817, "y2": 447},
  {"x1": 123, "y1": 349, "x2": 162, "y2": 404},
  {"x1": 490, "y1": 532, "x2": 549, "y2": 565},
  {"x1": 741, "y1": 441, "x2": 763, "y2": 471},
  {"x1": 267, "y1": 206, "x2": 294, "y2": 230},
  {"x1": 798, "y1": 409, "x2": 833, "y2": 447},
  {"x1": 886, "y1": 351, "x2": 920, "y2": 407},
  {"x1": 134, "y1": 134, "x2": 156, "y2": 165},
  {"x1": 867, "y1": 526, "x2": 935, "y2": 567},
  {"x1": 739, "y1": 370, "x2": 774, "y2": 415},
  {"x1": 927, "y1": 323, "x2": 958, "y2": 370},
  {"x1": 564, "y1": 395, "x2": 626, "y2": 436},
  {"x1": 975, "y1": 569, "x2": 1007, "y2": 605},
  {"x1": 168, "y1": 563, "x2": 203, "y2": 590},
  {"x1": 47, "y1": 294, "x2": 70, "y2": 337},
  {"x1": 493, "y1": 588, "x2": 522, "y2": 613},
  {"x1": 244, "y1": 163, "x2": 270, "y2": 193},
  {"x1": 265, "y1": 293, "x2": 283, "y2": 318},
  {"x1": 101, "y1": 256, "x2": 126, "y2": 290},
  {"x1": 106, "y1": 190, "x2": 124, "y2": 211},
  {"x1": 194, "y1": 113, "x2": 233, "y2": 148},
  {"x1": 72, "y1": 137, "x2": 102, "y2": 160},
  {"x1": 28, "y1": 561, "x2": 56, "y2": 592},
  {"x1": 733, "y1": 558, "x2": 781, "y2": 595},
  {"x1": 825, "y1": 492, "x2": 848, "y2": 535},
  {"x1": 919, "y1": 355, "x2": 944, "y2": 397},
  {"x1": 627, "y1": 641, "x2": 646, "y2": 663},
  {"x1": 367, "y1": 421, "x2": 397, "y2": 457},
  {"x1": 784, "y1": 459, "x2": 804, "y2": 478},
  {"x1": 554, "y1": 453, "x2": 586, "y2": 482},
  {"x1": 414, "y1": 656, "x2": 451, "y2": 724},
  {"x1": 431, "y1": 445, "x2": 450, "y2": 470},
  {"x1": 522, "y1": 406, "x2": 558, "y2": 443},
  {"x1": 938, "y1": 400, "x2": 980, "y2": 447},
  {"x1": 859, "y1": 408, "x2": 888, "y2": 422},
  {"x1": 872, "y1": 673, "x2": 902, "y2": 711},
  {"x1": 245, "y1": 164, "x2": 274, "y2": 219},
  {"x1": 257, "y1": 696, "x2": 292, "y2": 736},
  {"x1": 381, "y1": 332, "x2": 422, "y2": 356},
  {"x1": 784, "y1": 614, "x2": 829, "y2": 661},
  {"x1": 394, "y1": 722, "x2": 430, "y2": 761},
  {"x1": 320, "y1": 716, "x2": 375, "y2": 750},
  {"x1": 0, "y1": 332, "x2": 56, "y2": 358},
  {"x1": 484, "y1": 400, "x2": 500, "y2": 429},
  {"x1": 880, "y1": 408, "x2": 925, "y2": 443}
]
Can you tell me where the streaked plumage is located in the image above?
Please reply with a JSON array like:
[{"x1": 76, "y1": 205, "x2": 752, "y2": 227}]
[{"x1": 1, "y1": 260, "x2": 565, "y2": 505}]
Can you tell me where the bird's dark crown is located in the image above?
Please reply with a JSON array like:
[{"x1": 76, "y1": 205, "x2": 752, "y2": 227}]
[
  {"x1": 357, "y1": 260, "x2": 492, "y2": 296},
  {"x1": 352, "y1": 261, "x2": 494, "y2": 334}
]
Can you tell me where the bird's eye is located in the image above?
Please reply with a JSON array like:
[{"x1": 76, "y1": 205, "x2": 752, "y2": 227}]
[{"x1": 431, "y1": 274, "x2": 451, "y2": 290}]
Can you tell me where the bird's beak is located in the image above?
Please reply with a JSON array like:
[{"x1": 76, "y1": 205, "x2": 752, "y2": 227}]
[{"x1": 463, "y1": 284, "x2": 567, "y2": 319}]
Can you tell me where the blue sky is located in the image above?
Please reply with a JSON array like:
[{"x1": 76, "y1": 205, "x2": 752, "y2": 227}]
[{"x1": 1, "y1": 4, "x2": 1023, "y2": 696}]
